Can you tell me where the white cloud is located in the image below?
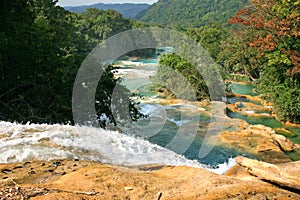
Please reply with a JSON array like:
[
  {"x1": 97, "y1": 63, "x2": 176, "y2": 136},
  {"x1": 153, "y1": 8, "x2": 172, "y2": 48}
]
[{"x1": 57, "y1": 0, "x2": 158, "y2": 7}]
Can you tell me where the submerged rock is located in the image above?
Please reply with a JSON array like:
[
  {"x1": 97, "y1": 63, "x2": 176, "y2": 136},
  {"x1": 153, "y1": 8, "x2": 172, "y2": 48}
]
[
  {"x1": 236, "y1": 156, "x2": 300, "y2": 191},
  {"x1": 275, "y1": 128, "x2": 297, "y2": 138}
]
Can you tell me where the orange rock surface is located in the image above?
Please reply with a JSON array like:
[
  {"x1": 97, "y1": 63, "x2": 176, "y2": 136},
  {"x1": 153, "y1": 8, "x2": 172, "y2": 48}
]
[{"x1": 1, "y1": 160, "x2": 299, "y2": 200}]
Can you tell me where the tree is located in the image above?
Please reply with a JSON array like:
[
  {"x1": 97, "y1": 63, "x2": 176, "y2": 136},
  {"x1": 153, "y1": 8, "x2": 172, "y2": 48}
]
[
  {"x1": 153, "y1": 53, "x2": 209, "y2": 101},
  {"x1": 0, "y1": 0, "x2": 141, "y2": 126},
  {"x1": 227, "y1": 0, "x2": 300, "y2": 123},
  {"x1": 198, "y1": 23, "x2": 229, "y2": 60},
  {"x1": 218, "y1": 29, "x2": 261, "y2": 81},
  {"x1": 137, "y1": 0, "x2": 248, "y2": 27}
]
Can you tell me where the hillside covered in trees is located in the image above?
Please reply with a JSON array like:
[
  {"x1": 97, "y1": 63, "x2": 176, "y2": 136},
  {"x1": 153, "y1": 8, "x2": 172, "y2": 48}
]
[
  {"x1": 137, "y1": 0, "x2": 248, "y2": 27},
  {"x1": 1, "y1": 0, "x2": 299, "y2": 125},
  {"x1": 150, "y1": 0, "x2": 299, "y2": 123},
  {"x1": 64, "y1": 3, "x2": 150, "y2": 19},
  {"x1": 0, "y1": 0, "x2": 146, "y2": 125},
  {"x1": 223, "y1": 0, "x2": 300, "y2": 123}
]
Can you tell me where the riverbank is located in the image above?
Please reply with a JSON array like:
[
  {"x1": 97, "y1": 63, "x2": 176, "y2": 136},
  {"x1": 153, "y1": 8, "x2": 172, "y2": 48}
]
[
  {"x1": 1, "y1": 115, "x2": 299, "y2": 199},
  {"x1": 226, "y1": 81, "x2": 300, "y2": 128},
  {"x1": 1, "y1": 60, "x2": 299, "y2": 199},
  {"x1": 1, "y1": 159, "x2": 299, "y2": 200},
  {"x1": 0, "y1": 113, "x2": 299, "y2": 199}
]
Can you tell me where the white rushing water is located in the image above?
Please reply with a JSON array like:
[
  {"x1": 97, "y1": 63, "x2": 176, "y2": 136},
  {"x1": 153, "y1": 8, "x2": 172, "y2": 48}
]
[{"x1": 0, "y1": 121, "x2": 235, "y2": 174}]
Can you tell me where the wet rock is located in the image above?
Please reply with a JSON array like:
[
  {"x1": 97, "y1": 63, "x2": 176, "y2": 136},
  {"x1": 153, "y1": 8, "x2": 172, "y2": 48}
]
[
  {"x1": 248, "y1": 125, "x2": 275, "y2": 136},
  {"x1": 138, "y1": 165, "x2": 164, "y2": 171},
  {"x1": 219, "y1": 124, "x2": 291, "y2": 163},
  {"x1": 236, "y1": 156, "x2": 300, "y2": 191},
  {"x1": 272, "y1": 134, "x2": 294, "y2": 152},
  {"x1": 0, "y1": 133, "x2": 10, "y2": 139}
]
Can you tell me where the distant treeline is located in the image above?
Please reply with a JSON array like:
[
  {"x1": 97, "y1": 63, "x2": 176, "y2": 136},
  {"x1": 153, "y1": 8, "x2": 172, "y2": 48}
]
[
  {"x1": 64, "y1": 3, "x2": 150, "y2": 19},
  {"x1": 137, "y1": 0, "x2": 248, "y2": 27}
]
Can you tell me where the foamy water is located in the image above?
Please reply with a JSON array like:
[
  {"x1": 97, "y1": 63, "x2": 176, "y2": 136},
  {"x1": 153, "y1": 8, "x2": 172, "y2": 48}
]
[
  {"x1": 114, "y1": 68, "x2": 156, "y2": 78},
  {"x1": 0, "y1": 121, "x2": 235, "y2": 174}
]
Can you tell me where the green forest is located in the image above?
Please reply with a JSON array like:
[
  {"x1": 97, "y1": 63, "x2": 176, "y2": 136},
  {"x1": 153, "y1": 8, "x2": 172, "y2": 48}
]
[
  {"x1": 64, "y1": 3, "x2": 150, "y2": 19},
  {"x1": 0, "y1": 0, "x2": 146, "y2": 125},
  {"x1": 137, "y1": 0, "x2": 248, "y2": 27},
  {"x1": 1, "y1": 0, "x2": 299, "y2": 125},
  {"x1": 223, "y1": 0, "x2": 300, "y2": 123},
  {"x1": 152, "y1": 0, "x2": 300, "y2": 124}
]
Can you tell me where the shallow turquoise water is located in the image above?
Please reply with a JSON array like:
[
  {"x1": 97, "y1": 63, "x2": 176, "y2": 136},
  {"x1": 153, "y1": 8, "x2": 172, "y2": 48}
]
[
  {"x1": 230, "y1": 83, "x2": 259, "y2": 96},
  {"x1": 147, "y1": 114, "x2": 241, "y2": 165},
  {"x1": 117, "y1": 55, "x2": 241, "y2": 165},
  {"x1": 227, "y1": 97, "x2": 251, "y2": 104},
  {"x1": 227, "y1": 112, "x2": 283, "y2": 128},
  {"x1": 228, "y1": 83, "x2": 300, "y2": 147},
  {"x1": 287, "y1": 151, "x2": 300, "y2": 161},
  {"x1": 285, "y1": 127, "x2": 300, "y2": 144},
  {"x1": 118, "y1": 55, "x2": 300, "y2": 164},
  {"x1": 136, "y1": 85, "x2": 158, "y2": 97},
  {"x1": 132, "y1": 59, "x2": 158, "y2": 64}
]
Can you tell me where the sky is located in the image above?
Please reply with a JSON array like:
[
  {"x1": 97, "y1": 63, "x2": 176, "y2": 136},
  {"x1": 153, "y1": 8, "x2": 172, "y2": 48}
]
[{"x1": 57, "y1": 0, "x2": 159, "y2": 7}]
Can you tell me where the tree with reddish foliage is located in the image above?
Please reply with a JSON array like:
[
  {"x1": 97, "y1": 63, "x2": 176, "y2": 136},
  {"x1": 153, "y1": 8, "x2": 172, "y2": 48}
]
[
  {"x1": 224, "y1": 0, "x2": 300, "y2": 123},
  {"x1": 228, "y1": 0, "x2": 300, "y2": 80}
]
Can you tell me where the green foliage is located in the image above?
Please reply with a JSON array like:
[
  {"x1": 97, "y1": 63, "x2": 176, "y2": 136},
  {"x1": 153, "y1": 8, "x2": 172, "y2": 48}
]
[
  {"x1": 95, "y1": 65, "x2": 142, "y2": 126},
  {"x1": 265, "y1": 51, "x2": 292, "y2": 67},
  {"x1": 259, "y1": 63, "x2": 300, "y2": 123},
  {"x1": 137, "y1": 0, "x2": 248, "y2": 27},
  {"x1": 74, "y1": 8, "x2": 133, "y2": 42},
  {"x1": 188, "y1": 23, "x2": 229, "y2": 60},
  {"x1": 1, "y1": 0, "x2": 74, "y2": 122},
  {"x1": 217, "y1": 30, "x2": 261, "y2": 80},
  {"x1": 184, "y1": 23, "x2": 232, "y2": 82},
  {"x1": 225, "y1": 0, "x2": 300, "y2": 123},
  {"x1": 64, "y1": 3, "x2": 150, "y2": 19},
  {"x1": 0, "y1": 0, "x2": 141, "y2": 126},
  {"x1": 153, "y1": 53, "x2": 209, "y2": 101},
  {"x1": 259, "y1": 78, "x2": 300, "y2": 123},
  {"x1": 149, "y1": 23, "x2": 230, "y2": 101},
  {"x1": 226, "y1": 74, "x2": 251, "y2": 83},
  {"x1": 274, "y1": 87, "x2": 300, "y2": 124}
]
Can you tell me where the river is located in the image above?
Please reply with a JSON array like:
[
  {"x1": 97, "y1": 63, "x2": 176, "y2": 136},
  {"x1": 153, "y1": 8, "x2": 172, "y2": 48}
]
[
  {"x1": 114, "y1": 49, "x2": 300, "y2": 163},
  {"x1": 227, "y1": 83, "x2": 300, "y2": 160},
  {"x1": 0, "y1": 50, "x2": 299, "y2": 174}
]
